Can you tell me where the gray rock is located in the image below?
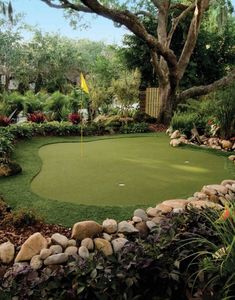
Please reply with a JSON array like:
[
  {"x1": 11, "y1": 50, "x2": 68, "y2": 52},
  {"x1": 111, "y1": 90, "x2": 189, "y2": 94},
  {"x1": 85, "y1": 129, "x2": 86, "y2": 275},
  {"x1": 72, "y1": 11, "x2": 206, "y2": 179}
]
[
  {"x1": 133, "y1": 209, "x2": 148, "y2": 221},
  {"x1": 64, "y1": 246, "x2": 78, "y2": 256},
  {"x1": 30, "y1": 255, "x2": 43, "y2": 270},
  {"x1": 44, "y1": 253, "x2": 68, "y2": 265},
  {"x1": 118, "y1": 221, "x2": 139, "y2": 234},
  {"x1": 103, "y1": 233, "x2": 112, "y2": 241},
  {"x1": 111, "y1": 238, "x2": 128, "y2": 253},
  {"x1": 40, "y1": 248, "x2": 52, "y2": 260},
  {"x1": 67, "y1": 239, "x2": 77, "y2": 247},
  {"x1": 132, "y1": 216, "x2": 142, "y2": 223},
  {"x1": 146, "y1": 221, "x2": 157, "y2": 231},
  {"x1": 81, "y1": 238, "x2": 94, "y2": 250},
  {"x1": 78, "y1": 246, "x2": 90, "y2": 259},
  {"x1": 51, "y1": 233, "x2": 68, "y2": 248},
  {"x1": 49, "y1": 245, "x2": 63, "y2": 254}
]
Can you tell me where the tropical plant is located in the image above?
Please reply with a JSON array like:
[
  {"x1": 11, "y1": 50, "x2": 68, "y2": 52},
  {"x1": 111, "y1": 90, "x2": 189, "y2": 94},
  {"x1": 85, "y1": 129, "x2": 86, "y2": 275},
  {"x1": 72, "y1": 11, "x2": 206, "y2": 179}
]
[
  {"x1": 110, "y1": 69, "x2": 141, "y2": 116},
  {"x1": 45, "y1": 91, "x2": 67, "y2": 121}
]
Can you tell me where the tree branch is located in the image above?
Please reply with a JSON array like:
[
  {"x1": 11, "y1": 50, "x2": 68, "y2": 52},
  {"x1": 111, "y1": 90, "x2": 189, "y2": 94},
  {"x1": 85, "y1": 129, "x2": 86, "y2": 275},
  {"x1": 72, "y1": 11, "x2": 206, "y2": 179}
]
[
  {"x1": 177, "y1": 0, "x2": 210, "y2": 81},
  {"x1": 41, "y1": 0, "x2": 93, "y2": 13},
  {"x1": 150, "y1": 50, "x2": 166, "y2": 84},
  {"x1": 167, "y1": 2, "x2": 196, "y2": 47},
  {"x1": 177, "y1": 68, "x2": 235, "y2": 101}
]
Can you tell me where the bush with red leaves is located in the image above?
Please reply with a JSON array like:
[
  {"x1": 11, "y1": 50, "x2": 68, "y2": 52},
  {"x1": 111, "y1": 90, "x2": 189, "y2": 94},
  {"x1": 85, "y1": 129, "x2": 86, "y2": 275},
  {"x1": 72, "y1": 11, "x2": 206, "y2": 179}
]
[
  {"x1": 0, "y1": 115, "x2": 11, "y2": 127},
  {"x1": 27, "y1": 112, "x2": 46, "y2": 123},
  {"x1": 68, "y1": 113, "x2": 81, "y2": 125}
]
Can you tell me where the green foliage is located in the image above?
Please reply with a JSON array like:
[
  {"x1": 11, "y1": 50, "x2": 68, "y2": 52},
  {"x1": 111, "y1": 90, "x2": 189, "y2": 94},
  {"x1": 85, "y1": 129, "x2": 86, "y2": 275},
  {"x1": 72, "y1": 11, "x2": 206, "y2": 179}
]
[
  {"x1": 11, "y1": 208, "x2": 43, "y2": 228},
  {"x1": 120, "y1": 122, "x2": 149, "y2": 134},
  {"x1": 45, "y1": 92, "x2": 68, "y2": 121},
  {"x1": 212, "y1": 84, "x2": 235, "y2": 139},
  {"x1": 0, "y1": 129, "x2": 14, "y2": 158},
  {"x1": 110, "y1": 69, "x2": 141, "y2": 115}
]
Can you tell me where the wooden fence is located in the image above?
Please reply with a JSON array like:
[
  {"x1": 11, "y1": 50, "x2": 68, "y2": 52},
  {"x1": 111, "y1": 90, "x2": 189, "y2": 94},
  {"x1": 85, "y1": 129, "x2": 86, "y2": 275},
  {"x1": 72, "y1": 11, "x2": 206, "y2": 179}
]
[{"x1": 145, "y1": 87, "x2": 160, "y2": 118}]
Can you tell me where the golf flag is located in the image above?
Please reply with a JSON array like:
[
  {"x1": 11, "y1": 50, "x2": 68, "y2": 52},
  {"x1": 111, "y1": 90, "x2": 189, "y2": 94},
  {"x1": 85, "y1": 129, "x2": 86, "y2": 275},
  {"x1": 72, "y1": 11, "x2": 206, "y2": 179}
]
[{"x1": 80, "y1": 73, "x2": 89, "y2": 94}]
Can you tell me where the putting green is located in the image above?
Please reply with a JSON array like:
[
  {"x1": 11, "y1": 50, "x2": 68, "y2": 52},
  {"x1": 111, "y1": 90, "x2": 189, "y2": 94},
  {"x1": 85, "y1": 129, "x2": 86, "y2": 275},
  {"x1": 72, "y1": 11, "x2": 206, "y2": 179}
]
[{"x1": 31, "y1": 136, "x2": 233, "y2": 207}]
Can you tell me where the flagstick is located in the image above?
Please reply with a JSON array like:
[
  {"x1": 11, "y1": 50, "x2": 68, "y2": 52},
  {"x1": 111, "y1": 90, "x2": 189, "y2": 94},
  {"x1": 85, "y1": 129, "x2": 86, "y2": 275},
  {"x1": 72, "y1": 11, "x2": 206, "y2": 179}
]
[{"x1": 80, "y1": 90, "x2": 83, "y2": 158}]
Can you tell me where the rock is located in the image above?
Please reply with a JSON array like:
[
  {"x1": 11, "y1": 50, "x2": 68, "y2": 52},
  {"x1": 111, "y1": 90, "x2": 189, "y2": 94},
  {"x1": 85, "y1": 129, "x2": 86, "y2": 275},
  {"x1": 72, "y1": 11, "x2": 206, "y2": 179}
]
[
  {"x1": 132, "y1": 216, "x2": 142, "y2": 223},
  {"x1": 135, "y1": 221, "x2": 149, "y2": 238},
  {"x1": 0, "y1": 160, "x2": 22, "y2": 177},
  {"x1": 133, "y1": 209, "x2": 148, "y2": 221},
  {"x1": 152, "y1": 216, "x2": 164, "y2": 224},
  {"x1": 225, "y1": 194, "x2": 233, "y2": 201},
  {"x1": 201, "y1": 186, "x2": 217, "y2": 196},
  {"x1": 161, "y1": 199, "x2": 188, "y2": 209},
  {"x1": 170, "y1": 139, "x2": 181, "y2": 147},
  {"x1": 102, "y1": 219, "x2": 117, "y2": 234},
  {"x1": 211, "y1": 145, "x2": 222, "y2": 150},
  {"x1": 118, "y1": 221, "x2": 139, "y2": 234},
  {"x1": 64, "y1": 246, "x2": 78, "y2": 256},
  {"x1": 146, "y1": 221, "x2": 157, "y2": 231},
  {"x1": 40, "y1": 248, "x2": 52, "y2": 260},
  {"x1": 51, "y1": 233, "x2": 68, "y2": 248},
  {"x1": 44, "y1": 253, "x2": 68, "y2": 265},
  {"x1": 193, "y1": 192, "x2": 208, "y2": 200},
  {"x1": 71, "y1": 221, "x2": 103, "y2": 240},
  {"x1": 221, "y1": 179, "x2": 235, "y2": 186},
  {"x1": 103, "y1": 233, "x2": 112, "y2": 241},
  {"x1": 228, "y1": 155, "x2": 235, "y2": 161},
  {"x1": 30, "y1": 255, "x2": 43, "y2": 270},
  {"x1": 208, "y1": 194, "x2": 220, "y2": 203},
  {"x1": 221, "y1": 140, "x2": 233, "y2": 150},
  {"x1": 208, "y1": 137, "x2": 219, "y2": 146},
  {"x1": 111, "y1": 238, "x2": 128, "y2": 253},
  {"x1": 155, "y1": 203, "x2": 172, "y2": 214},
  {"x1": 49, "y1": 245, "x2": 63, "y2": 254},
  {"x1": 81, "y1": 238, "x2": 94, "y2": 251},
  {"x1": 67, "y1": 239, "x2": 77, "y2": 247},
  {"x1": 187, "y1": 197, "x2": 198, "y2": 201},
  {"x1": 204, "y1": 184, "x2": 228, "y2": 195},
  {"x1": 94, "y1": 238, "x2": 113, "y2": 256},
  {"x1": 172, "y1": 207, "x2": 184, "y2": 214},
  {"x1": 146, "y1": 207, "x2": 158, "y2": 217},
  {"x1": 15, "y1": 232, "x2": 47, "y2": 262},
  {"x1": 187, "y1": 200, "x2": 223, "y2": 210},
  {"x1": 0, "y1": 241, "x2": 15, "y2": 264},
  {"x1": 170, "y1": 130, "x2": 181, "y2": 139},
  {"x1": 78, "y1": 246, "x2": 90, "y2": 259},
  {"x1": 166, "y1": 127, "x2": 173, "y2": 136}
]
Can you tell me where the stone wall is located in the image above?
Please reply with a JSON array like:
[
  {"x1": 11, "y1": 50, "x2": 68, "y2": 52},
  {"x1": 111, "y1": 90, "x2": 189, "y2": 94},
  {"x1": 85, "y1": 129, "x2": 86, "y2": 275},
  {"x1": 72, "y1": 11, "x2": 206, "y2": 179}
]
[{"x1": 0, "y1": 179, "x2": 235, "y2": 271}]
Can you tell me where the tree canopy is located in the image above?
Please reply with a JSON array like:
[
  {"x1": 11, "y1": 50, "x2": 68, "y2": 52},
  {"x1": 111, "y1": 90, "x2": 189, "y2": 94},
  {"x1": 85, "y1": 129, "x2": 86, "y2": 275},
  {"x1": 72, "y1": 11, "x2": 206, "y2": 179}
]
[{"x1": 40, "y1": 0, "x2": 235, "y2": 123}]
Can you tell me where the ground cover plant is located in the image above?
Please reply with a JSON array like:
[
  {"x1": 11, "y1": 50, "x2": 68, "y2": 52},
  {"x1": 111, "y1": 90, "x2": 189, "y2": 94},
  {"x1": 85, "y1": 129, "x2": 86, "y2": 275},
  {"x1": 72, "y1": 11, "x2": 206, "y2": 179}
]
[
  {"x1": 1, "y1": 206, "x2": 234, "y2": 300},
  {"x1": 0, "y1": 132, "x2": 234, "y2": 226}
]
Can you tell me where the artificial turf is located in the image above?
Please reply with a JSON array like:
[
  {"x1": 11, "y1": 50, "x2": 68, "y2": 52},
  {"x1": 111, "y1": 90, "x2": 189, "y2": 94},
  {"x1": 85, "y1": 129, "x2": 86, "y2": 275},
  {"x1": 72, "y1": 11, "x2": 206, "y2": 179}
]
[{"x1": 0, "y1": 133, "x2": 234, "y2": 226}]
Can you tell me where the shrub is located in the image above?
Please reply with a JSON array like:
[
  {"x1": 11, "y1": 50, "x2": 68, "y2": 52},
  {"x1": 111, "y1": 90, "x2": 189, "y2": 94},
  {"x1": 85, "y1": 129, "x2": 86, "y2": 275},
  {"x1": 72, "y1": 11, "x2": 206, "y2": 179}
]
[
  {"x1": 11, "y1": 208, "x2": 43, "y2": 228},
  {"x1": 0, "y1": 130, "x2": 14, "y2": 158},
  {"x1": 27, "y1": 112, "x2": 46, "y2": 123},
  {"x1": 120, "y1": 122, "x2": 149, "y2": 134},
  {"x1": 133, "y1": 111, "x2": 157, "y2": 124},
  {"x1": 68, "y1": 113, "x2": 81, "y2": 125},
  {"x1": 0, "y1": 115, "x2": 11, "y2": 127}
]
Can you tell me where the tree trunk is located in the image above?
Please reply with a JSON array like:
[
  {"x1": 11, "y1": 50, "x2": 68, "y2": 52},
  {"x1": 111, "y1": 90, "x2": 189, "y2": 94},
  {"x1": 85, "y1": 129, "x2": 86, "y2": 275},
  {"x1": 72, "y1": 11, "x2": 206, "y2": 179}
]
[{"x1": 158, "y1": 82, "x2": 176, "y2": 125}]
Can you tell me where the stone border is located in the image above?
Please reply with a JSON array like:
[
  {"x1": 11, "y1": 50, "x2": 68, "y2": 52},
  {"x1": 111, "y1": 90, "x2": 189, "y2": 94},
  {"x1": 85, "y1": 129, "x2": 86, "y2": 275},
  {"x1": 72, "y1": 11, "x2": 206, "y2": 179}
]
[{"x1": 0, "y1": 179, "x2": 234, "y2": 270}]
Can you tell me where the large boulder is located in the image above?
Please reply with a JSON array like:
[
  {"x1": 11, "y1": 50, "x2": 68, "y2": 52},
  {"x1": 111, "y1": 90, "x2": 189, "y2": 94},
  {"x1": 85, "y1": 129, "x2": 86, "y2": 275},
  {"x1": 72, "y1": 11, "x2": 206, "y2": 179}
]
[
  {"x1": 0, "y1": 241, "x2": 15, "y2": 264},
  {"x1": 71, "y1": 221, "x2": 103, "y2": 240},
  {"x1": 15, "y1": 232, "x2": 47, "y2": 262},
  {"x1": 155, "y1": 203, "x2": 172, "y2": 214},
  {"x1": 203, "y1": 184, "x2": 228, "y2": 195},
  {"x1": 187, "y1": 200, "x2": 223, "y2": 210}
]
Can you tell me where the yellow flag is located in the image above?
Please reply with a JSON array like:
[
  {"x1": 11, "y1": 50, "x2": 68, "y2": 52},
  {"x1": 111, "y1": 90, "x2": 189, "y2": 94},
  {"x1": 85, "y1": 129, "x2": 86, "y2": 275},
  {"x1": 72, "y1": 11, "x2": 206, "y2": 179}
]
[{"x1": 80, "y1": 73, "x2": 89, "y2": 94}]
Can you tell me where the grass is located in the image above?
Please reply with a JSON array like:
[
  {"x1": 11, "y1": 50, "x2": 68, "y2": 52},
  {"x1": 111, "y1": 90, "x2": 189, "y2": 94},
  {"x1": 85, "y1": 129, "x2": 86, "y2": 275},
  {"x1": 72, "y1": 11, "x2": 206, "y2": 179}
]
[{"x1": 0, "y1": 133, "x2": 234, "y2": 226}]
